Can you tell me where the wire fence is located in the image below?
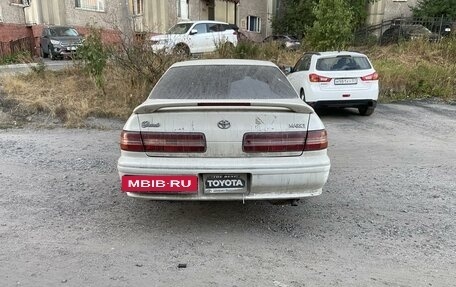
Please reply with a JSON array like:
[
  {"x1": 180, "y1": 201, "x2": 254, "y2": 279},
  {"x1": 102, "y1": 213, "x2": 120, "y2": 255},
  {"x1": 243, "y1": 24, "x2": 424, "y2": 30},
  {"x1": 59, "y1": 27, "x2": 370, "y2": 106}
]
[{"x1": 354, "y1": 16, "x2": 454, "y2": 46}]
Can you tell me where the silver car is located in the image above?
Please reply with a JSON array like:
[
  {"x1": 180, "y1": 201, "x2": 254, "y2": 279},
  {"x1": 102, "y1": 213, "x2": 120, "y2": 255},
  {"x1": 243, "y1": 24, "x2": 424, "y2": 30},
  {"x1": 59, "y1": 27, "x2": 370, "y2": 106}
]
[{"x1": 117, "y1": 59, "x2": 330, "y2": 202}]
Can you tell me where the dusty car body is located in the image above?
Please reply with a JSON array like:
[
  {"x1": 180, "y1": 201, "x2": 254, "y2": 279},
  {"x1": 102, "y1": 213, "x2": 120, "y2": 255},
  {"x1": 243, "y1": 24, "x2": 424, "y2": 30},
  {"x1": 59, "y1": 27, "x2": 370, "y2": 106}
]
[{"x1": 117, "y1": 59, "x2": 330, "y2": 201}]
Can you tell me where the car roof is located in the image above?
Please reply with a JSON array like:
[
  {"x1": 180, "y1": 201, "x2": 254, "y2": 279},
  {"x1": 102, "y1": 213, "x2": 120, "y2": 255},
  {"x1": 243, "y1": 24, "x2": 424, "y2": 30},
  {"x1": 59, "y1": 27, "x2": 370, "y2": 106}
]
[
  {"x1": 171, "y1": 59, "x2": 278, "y2": 68},
  {"x1": 176, "y1": 20, "x2": 229, "y2": 25},
  {"x1": 310, "y1": 51, "x2": 368, "y2": 57}
]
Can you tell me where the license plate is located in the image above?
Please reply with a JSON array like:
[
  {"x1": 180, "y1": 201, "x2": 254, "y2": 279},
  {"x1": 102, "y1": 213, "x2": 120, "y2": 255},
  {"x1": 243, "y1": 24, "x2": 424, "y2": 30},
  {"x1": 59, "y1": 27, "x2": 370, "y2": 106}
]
[
  {"x1": 66, "y1": 46, "x2": 77, "y2": 51},
  {"x1": 203, "y1": 174, "x2": 247, "y2": 194},
  {"x1": 334, "y1": 78, "x2": 357, "y2": 85},
  {"x1": 121, "y1": 175, "x2": 198, "y2": 193}
]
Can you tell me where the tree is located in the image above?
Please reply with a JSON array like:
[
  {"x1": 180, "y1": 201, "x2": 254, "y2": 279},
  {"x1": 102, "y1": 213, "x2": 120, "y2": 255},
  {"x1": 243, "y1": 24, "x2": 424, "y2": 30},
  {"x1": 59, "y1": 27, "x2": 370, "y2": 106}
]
[
  {"x1": 348, "y1": 0, "x2": 374, "y2": 28},
  {"x1": 77, "y1": 27, "x2": 109, "y2": 94},
  {"x1": 271, "y1": 0, "x2": 316, "y2": 38},
  {"x1": 412, "y1": 0, "x2": 456, "y2": 18},
  {"x1": 306, "y1": 0, "x2": 354, "y2": 50},
  {"x1": 271, "y1": 0, "x2": 376, "y2": 38}
]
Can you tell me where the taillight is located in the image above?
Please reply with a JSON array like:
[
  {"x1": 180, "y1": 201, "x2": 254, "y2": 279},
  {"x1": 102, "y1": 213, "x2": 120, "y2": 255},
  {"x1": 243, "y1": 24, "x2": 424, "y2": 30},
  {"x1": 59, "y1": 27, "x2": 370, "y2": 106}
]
[
  {"x1": 120, "y1": 131, "x2": 144, "y2": 152},
  {"x1": 304, "y1": 130, "x2": 328, "y2": 151},
  {"x1": 361, "y1": 72, "x2": 379, "y2": 81},
  {"x1": 309, "y1": 73, "x2": 332, "y2": 83},
  {"x1": 120, "y1": 131, "x2": 206, "y2": 153},
  {"x1": 141, "y1": 132, "x2": 206, "y2": 153},
  {"x1": 243, "y1": 132, "x2": 306, "y2": 153}
]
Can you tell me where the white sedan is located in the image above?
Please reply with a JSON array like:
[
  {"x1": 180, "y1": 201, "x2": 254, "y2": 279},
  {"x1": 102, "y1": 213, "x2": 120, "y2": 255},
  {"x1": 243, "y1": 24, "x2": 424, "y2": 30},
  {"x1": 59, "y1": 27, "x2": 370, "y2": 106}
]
[
  {"x1": 287, "y1": 51, "x2": 379, "y2": 116},
  {"x1": 117, "y1": 59, "x2": 330, "y2": 202}
]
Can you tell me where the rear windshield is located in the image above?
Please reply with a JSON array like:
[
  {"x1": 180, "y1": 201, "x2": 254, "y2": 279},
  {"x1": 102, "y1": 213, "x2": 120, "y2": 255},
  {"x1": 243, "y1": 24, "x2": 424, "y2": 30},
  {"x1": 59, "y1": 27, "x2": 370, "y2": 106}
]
[
  {"x1": 316, "y1": 56, "x2": 372, "y2": 71},
  {"x1": 150, "y1": 65, "x2": 297, "y2": 99}
]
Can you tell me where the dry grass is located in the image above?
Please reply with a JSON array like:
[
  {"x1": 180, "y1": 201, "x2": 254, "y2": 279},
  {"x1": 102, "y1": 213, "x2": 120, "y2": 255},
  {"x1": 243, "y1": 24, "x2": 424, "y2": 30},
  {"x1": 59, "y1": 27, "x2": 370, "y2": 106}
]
[
  {"x1": 1, "y1": 38, "x2": 455, "y2": 127},
  {"x1": 363, "y1": 39, "x2": 456, "y2": 102},
  {"x1": 0, "y1": 66, "x2": 148, "y2": 127}
]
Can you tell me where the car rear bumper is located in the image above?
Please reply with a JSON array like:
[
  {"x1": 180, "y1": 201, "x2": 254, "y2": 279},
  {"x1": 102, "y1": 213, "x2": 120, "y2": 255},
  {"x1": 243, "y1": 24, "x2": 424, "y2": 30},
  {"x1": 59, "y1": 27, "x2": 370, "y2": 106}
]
[
  {"x1": 309, "y1": 99, "x2": 377, "y2": 109},
  {"x1": 117, "y1": 151, "x2": 330, "y2": 201},
  {"x1": 307, "y1": 83, "x2": 379, "y2": 103}
]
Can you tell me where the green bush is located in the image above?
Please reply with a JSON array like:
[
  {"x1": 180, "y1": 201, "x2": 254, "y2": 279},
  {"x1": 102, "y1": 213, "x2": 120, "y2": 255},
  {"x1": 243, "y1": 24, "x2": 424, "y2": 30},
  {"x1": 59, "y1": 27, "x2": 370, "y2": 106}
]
[
  {"x1": 77, "y1": 27, "x2": 109, "y2": 92},
  {"x1": 306, "y1": 0, "x2": 355, "y2": 51}
]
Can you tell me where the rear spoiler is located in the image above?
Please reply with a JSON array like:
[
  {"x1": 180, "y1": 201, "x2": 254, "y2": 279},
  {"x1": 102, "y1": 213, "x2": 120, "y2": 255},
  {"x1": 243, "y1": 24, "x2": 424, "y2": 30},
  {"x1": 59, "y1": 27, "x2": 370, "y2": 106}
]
[{"x1": 133, "y1": 99, "x2": 315, "y2": 114}]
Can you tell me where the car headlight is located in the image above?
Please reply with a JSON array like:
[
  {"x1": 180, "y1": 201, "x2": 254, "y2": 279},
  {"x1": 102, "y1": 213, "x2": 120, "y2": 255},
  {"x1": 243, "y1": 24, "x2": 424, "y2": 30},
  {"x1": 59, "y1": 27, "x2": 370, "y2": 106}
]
[{"x1": 50, "y1": 39, "x2": 61, "y2": 45}]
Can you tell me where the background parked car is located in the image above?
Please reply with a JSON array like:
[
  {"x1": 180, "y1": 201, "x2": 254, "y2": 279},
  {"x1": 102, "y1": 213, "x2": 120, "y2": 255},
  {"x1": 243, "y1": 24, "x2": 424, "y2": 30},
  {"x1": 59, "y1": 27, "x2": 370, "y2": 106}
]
[
  {"x1": 287, "y1": 51, "x2": 379, "y2": 116},
  {"x1": 380, "y1": 24, "x2": 442, "y2": 45},
  {"x1": 263, "y1": 35, "x2": 301, "y2": 50},
  {"x1": 40, "y1": 26, "x2": 83, "y2": 60},
  {"x1": 150, "y1": 20, "x2": 238, "y2": 55}
]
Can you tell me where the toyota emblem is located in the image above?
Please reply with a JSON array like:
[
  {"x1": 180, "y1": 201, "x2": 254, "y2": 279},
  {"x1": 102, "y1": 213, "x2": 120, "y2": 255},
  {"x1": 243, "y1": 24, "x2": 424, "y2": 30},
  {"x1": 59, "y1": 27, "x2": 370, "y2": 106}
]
[{"x1": 217, "y1": 120, "x2": 231, "y2": 129}]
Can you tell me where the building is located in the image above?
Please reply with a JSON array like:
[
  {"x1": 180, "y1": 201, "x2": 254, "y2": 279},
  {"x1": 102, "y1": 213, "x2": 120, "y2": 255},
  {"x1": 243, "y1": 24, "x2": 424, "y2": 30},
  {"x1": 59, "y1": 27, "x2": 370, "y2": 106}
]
[
  {"x1": 2, "y1": 0, "x2": 418, "y2": 56},
  {"x1": 0, "y1": 1, "x2": 30, "y2": 42},
  {"x1": 367, "y1": 0, "x2": 419, "y2": 26},
  {"x1": 132, "y1": 0, "x2": 276, "y2": 42},
  {"x1": 0, "y1": 0, "x2": 276, "y2": 49}
]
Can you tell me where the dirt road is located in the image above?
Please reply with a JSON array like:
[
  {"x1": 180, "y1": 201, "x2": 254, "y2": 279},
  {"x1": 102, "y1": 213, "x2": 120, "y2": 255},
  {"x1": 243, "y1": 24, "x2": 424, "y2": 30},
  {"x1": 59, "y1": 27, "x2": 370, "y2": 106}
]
[{"x1": 0, "y1": 102, "x2": 455, "y2": 287}]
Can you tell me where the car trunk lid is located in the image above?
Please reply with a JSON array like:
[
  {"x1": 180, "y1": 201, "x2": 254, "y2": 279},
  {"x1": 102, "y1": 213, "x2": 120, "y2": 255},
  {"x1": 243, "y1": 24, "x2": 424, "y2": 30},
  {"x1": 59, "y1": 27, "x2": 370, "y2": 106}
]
[{"x1": 135, "y1": 99, "x2": 313, "y2": 158}]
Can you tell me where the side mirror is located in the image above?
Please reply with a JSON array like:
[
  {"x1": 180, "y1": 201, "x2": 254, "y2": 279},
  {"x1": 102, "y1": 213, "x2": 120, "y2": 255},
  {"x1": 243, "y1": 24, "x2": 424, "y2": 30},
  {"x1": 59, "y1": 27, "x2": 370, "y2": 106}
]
[
  {"x1": 189, "y1": 29, "x2": 198, "y2": 35},
  {"x1": 283, "y1": 66, "x2": 294, "y2": 74}
]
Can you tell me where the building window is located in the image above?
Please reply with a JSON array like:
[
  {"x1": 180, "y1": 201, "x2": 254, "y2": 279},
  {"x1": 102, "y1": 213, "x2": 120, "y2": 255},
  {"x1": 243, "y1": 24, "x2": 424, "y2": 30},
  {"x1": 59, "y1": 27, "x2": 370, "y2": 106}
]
[
  {"x1": 247, "y1": 16, "x2": 261, "y2": 33},
  {"x1": 131, "y1": 0, "x2": 143, "y2": 15},
  {"x1": 177, "y1": 0, "x2": 189, "y2": 19},
  {"x1": 75, "y1": 0, "x2": 105, "y2": 12},
  {"x1": 10, "y1": 0, "x2": 30, "y2": 5}
]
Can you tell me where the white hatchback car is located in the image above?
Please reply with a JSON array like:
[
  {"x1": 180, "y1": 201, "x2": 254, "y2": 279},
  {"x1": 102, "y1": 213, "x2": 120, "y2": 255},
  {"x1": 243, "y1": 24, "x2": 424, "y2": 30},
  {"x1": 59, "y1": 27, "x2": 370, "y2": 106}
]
[
  {"x1": 287, "y1": 51, "x2": 379, "y2": 116},
  {"x1": 117, "y1": 59, "x2": 331, "y2": 202},
  {"x1": 151, "y1": 20, "x2": 238, "y2": 55}
]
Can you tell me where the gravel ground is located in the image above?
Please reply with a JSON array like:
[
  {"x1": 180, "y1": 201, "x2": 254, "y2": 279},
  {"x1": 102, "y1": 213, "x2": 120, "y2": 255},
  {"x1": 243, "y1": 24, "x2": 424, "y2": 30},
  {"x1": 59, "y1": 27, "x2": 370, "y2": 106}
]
[{"x1": 0, "y1": 102, "x2": 455, "y2": 287}]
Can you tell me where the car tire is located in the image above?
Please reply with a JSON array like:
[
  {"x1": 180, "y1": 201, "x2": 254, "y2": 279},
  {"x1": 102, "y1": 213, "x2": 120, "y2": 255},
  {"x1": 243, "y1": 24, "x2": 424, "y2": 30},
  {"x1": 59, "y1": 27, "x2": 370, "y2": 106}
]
[
  {"x1": 358, "y1": 106, "x2": 375, "y2": 116},
  {"x1": 173, "y1": 44, "x2": 190, "y2": 57},
  {"x1": 299, "y1": 89, "x2": 306, "y2": 102},
  {"x1": 49, "y1": 47, "x2": 55, "y2": 61}
]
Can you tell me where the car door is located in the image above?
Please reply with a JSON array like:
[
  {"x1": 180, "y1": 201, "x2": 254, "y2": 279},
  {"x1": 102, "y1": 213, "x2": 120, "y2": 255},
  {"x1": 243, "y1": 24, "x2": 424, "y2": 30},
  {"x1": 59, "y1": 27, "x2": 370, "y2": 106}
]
[
  {"x1": 207, "y1": 23, "x2": 228, "y2": 52},
  {"x1": 190, "y1": 23, "x2": 211, "y2": 53},
  {"x1": 287, "y1": 54, "x2": 312, "y2": 97}
]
